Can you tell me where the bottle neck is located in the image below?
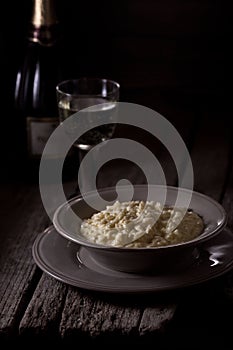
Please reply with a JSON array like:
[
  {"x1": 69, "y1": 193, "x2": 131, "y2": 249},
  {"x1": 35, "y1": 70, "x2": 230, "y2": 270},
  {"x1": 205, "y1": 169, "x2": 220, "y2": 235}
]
[
  {"x1": 28, "y1": 24, "x2": 60, "y2": 46},
  {"x1": 28, "y1": 0, "x2": 60, "y2": 46}
]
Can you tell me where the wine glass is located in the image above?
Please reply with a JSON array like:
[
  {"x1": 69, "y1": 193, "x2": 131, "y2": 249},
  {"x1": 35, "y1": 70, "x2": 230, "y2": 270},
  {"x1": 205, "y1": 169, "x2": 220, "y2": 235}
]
[{"x1": 56, "y1": 77, "x2": 120, "y2": 193}]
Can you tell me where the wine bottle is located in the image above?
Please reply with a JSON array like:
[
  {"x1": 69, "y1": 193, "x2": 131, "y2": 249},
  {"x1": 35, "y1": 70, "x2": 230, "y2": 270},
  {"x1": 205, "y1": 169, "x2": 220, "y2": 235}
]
[{"x1": 14, "y1": 0, "x2": 63, "y2": 181}]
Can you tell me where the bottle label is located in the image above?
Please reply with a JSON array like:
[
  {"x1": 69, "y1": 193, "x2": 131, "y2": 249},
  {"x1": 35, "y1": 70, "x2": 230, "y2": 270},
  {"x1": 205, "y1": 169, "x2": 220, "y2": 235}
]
[{"x1": 27, "y1": 117, "x2": 59, "y2": 157}]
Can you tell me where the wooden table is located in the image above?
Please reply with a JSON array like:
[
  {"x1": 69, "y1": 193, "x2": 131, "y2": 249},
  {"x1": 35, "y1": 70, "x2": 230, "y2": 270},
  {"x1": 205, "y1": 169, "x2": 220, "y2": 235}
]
[{"x1": 1, "y1": 99, "x2": 233, "y2": 348}]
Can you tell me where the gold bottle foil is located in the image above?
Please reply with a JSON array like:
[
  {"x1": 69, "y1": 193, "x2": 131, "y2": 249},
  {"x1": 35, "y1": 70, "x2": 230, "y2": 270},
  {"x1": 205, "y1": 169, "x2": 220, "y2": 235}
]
[
  {"x1": 32, "y1": 0, "x2": 58, "y2": 27},
  {"x1": 29, "y1": 0, "x2": 59, "y2": 46}
]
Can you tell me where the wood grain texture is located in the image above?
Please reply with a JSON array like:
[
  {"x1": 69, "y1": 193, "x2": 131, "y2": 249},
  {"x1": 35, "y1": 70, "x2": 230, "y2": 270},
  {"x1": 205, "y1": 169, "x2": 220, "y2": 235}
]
[
  {"x1": 220, "y1": 150, "x2": 233, "y2": 302},
  {"x1": 169, "y1": 109, "x2": 233, "y2": 346},
  {"x1": 2, "y1": 107, "x2": 231, "y2": 341},
  {"x1": 19, "y1": 275, "x2": 67, "y2": 338},
  {"x1": 60, "y1": 289, "x2": 141, "y2": 338},
  {"x1": 0, "y1": 185, "x2": 49, "y2": 338},
  {"x1": 1, "y1": 0, "x2": 231, "y2": 343},
  {"x1": 58, "y1": 106, "x2": 197, "y2": 339},
  {"x1": 139, "y1": 305, "x2": 177, "y2": 335},
  {"x1": 222, "y1": 157, "x2": 233, "y2": 231}
]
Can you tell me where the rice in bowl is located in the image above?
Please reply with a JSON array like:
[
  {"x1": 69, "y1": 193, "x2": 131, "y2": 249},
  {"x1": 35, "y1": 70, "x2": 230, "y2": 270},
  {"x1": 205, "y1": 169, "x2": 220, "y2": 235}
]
[{"x1": 80, "y1": 200, "x2": 204, "y2": 248}]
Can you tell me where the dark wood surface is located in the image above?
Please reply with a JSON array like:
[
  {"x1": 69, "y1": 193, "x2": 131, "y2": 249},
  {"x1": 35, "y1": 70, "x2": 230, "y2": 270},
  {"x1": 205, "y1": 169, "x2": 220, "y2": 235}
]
[
  {"x1": 1, "y1": 101, "x2": 233, "y2": 349},
  {"x1": 1, "y1": 0, "x2": 233, "y2": 347}
]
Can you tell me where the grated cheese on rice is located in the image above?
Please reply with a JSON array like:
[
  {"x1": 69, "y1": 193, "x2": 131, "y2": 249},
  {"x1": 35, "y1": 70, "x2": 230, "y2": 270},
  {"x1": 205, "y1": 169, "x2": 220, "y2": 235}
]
[{"x1": 80, "y1": 200, "x2": 204, "y2": 248}]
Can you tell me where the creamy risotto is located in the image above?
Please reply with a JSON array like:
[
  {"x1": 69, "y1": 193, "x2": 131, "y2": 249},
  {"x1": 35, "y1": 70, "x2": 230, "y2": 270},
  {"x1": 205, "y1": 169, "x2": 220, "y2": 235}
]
[{"x1": 80, "y1": 200, "x2": 204, "y2": 248}]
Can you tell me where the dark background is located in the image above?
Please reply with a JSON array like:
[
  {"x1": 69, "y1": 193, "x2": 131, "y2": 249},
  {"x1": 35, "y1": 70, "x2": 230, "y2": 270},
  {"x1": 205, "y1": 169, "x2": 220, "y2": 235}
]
[
  {"x1": 0, "y1": 0, "x2": 232, "y2": 182},
  {"x1": 2, "y1": 0, "x2": 232, "y2": 106}
]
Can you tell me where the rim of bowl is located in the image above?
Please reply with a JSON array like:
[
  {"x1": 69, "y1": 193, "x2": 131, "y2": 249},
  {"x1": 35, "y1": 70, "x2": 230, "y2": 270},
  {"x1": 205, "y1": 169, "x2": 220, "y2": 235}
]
[{"x1": 53, "y1": 185, "x2": 227, "y2": 252}]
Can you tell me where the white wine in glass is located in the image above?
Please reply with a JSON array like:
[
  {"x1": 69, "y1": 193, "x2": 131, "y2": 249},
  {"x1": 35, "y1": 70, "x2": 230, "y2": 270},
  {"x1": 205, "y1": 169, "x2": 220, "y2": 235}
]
[{"x1": 56, "y1": 78, "x2": 120, "y2": 151}]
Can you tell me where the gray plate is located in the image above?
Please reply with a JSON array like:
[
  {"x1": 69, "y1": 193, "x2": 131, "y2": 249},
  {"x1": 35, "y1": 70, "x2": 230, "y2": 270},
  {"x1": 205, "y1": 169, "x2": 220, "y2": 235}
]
[{"x1": 32, "y1": 225, "x2": 233, "y2": 294}]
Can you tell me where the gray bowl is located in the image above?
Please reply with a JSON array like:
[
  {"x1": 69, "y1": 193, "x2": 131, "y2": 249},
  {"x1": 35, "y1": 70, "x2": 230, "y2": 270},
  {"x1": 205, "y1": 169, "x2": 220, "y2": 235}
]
[{"x1": 53, "y1": 185, "x2": 227, "y2": 273}]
